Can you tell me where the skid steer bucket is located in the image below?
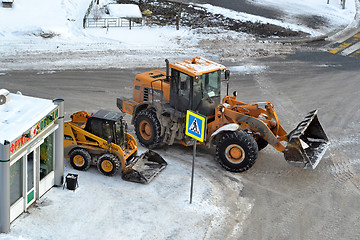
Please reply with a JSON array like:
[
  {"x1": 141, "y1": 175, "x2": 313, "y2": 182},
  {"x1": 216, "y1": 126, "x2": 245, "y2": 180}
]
[
  {"x1": 284, "y1": 109, "x2": 329, "y2": 169},
  {"x1": 122, "y1": 150, "x2": 167, "y2": 183}
]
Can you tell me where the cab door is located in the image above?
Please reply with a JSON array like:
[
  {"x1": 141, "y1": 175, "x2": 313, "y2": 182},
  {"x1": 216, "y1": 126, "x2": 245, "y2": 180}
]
[{"x1": 170, "y1": 69, "x2": 192, "y2": 112}]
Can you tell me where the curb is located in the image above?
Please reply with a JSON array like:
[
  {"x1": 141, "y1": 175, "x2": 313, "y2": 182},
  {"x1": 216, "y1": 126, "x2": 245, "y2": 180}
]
[
  {"x1": 326, "y1": 0, "x2": 360, "y2": 41},
  {"x1": 261, "y1": 34, "x2": 329, "y2": 44}
]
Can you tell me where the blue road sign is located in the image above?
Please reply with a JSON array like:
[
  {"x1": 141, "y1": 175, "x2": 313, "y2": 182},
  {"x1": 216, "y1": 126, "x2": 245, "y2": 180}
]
[{"x1": 185, "y1": 110, "x2": 207, "y2": 142}]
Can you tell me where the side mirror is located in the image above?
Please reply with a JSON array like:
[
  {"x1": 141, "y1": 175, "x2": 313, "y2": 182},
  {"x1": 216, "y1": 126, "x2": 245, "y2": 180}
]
[
  {"x1": 225, "y1": 70, "x2": 231, "y2": 96},
  {"x1": 225, "y1": 70, "x2": 230, "y2": 80},
  {"x1": 233, "y1": 91, "x2": 237, "y2": 98}
]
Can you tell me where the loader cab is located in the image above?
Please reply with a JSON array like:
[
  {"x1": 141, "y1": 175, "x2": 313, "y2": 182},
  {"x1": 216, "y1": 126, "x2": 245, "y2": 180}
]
[
  {"x1": 168, "y1": 57, "x2": 225, "y2": 117},
  {"x1": 84, "y1": 110, "x2": 126, "y2": 146}
]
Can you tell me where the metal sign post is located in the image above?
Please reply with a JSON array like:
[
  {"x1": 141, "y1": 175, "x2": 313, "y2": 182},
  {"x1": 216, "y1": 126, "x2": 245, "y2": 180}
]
[
  {"x1": 190, "y1": 138, "x2": 196, "y2": 204},
  {"x1": 185, "y1": 110, "x2": 206, "y2": 204}
]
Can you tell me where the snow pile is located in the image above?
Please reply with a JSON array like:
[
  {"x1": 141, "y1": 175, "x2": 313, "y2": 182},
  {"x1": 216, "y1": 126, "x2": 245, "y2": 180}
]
[
  {"x1": 107, "y1": 4, "x2": 142, "y2": 18},
  {"x1": 0, "y1": 0, "x2": 90, "y2": 38}
]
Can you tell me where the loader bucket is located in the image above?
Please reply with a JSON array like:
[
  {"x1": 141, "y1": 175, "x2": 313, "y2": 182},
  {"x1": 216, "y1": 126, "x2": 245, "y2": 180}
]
[
  {"x1": 284, "y1": 109, "x2": 329, "y2": 169},
  {"x1": 122, "y1": 150, "x2": 167, "y2": 183}
]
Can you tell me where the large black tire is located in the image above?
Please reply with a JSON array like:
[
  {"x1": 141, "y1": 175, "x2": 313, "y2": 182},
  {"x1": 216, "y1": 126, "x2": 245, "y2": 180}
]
[
  {"x1": 97, "y1": 154, "x2": 121, "y2": 176},
  {"x1": 134, "y1": 108, "x2": 162, "y2": 148},
  {"x1": 69, "y1": 148, "x2": 92, "y2": 171},
  {"x1": 216, "y1": 131, "x2": 258, "y2": 172}
]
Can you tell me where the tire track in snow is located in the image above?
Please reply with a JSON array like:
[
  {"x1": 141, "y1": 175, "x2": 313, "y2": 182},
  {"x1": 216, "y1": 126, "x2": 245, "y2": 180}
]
[{"x1": 155, "y1": 145, "x2": 253, "y2": 240}]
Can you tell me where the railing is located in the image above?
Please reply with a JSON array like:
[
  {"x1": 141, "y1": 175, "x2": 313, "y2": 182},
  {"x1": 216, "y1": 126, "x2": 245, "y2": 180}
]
[{"x1": 84, "y1": 17, "x2": 142, "y2": 28}]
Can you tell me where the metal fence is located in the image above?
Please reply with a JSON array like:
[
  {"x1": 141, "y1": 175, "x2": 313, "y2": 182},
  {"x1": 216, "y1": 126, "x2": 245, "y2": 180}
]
[{"x1": 84, "y1": 17, "x2": 142, "y2": 28}]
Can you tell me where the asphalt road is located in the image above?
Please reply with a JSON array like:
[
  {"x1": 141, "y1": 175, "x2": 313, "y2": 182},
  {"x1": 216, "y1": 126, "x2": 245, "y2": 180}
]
[
  {"x1": 1, "y1": 50, "x2": 360, "y2": 239},
  {"x1": 238, "y1": 53, "x2": 360, "y2": 240}
]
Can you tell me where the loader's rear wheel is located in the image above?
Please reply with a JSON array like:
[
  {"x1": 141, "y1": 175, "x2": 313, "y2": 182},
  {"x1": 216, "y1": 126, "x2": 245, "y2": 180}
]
[
  {"x1": 134, "y1": 109, "x2": 162, "y2": 149},
  {"x1": 139, "y1": 119, "x2": 152, "y2": 141},
  {"x1": 216, "y1": 131, "x2": 258, "y2": 172},
  {"x1": 69, "y1": 148, "x2": 91, "y2": 171},
  {"x1": 97, "y1": 154, "x2": 120, "y2": 176}
]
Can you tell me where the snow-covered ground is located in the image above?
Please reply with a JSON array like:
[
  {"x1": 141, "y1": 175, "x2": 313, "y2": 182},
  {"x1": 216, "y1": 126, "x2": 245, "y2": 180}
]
[
  {"x1": 0, "y1": 0, "x2": 357, "y2": 71},
  {"x1": 2, "y1": 148, "x2": 252, "y2": 240},
  {"x1": 0, "y1": 0, "x2": 358, "y2": 239}
]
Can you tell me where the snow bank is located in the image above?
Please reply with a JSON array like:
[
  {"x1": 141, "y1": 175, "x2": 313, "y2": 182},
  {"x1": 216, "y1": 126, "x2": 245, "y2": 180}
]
[{"x1": 0, "y1": 0, "x2": 90, "y2": 38}]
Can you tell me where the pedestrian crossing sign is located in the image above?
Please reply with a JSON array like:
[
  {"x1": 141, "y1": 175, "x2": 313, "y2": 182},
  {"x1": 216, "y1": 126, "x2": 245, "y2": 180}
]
[{"x1": 185, "y1": 110, "x2": 207, "y2": 142}]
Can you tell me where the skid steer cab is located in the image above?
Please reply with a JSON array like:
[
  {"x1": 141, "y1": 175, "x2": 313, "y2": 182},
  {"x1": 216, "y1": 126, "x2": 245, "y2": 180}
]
[
  {"x1": 117, "y1": 57, "x2": 329, "y2": 173},
  {"x1": 64, "y1": 110, "x2": 167, "y2": 183}
]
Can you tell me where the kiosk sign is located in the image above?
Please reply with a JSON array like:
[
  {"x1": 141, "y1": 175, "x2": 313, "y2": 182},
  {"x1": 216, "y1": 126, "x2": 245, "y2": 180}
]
[
  {"x1": 185, "y1": 110, "x2": 206, "y2": 142},
  {"x1": 10, "y1": 107, "x2": 59, "y2": 155}
]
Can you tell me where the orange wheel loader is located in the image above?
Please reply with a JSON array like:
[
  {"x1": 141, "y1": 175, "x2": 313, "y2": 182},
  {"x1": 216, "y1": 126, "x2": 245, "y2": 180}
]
[
  {"x1": 117, "y1": 57, "x2": 329, "y2": 172},
  {"x1": 64, "y1": 109, "x2": 167, "y2": 183}
]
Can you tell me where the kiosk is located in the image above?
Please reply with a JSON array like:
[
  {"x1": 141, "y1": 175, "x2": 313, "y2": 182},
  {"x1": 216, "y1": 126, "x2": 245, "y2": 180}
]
[{"x1": 0, "y1": 90, "x2": 64, "y2": 233}]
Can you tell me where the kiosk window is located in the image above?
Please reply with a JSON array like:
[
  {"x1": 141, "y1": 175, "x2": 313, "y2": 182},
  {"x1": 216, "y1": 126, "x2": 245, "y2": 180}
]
[
  {"x1": 40, "y1": 133, "x2": 54, "y2": 180},
  {"x1": 10, "y1": 159, "x2": 23, "y2": 205}
]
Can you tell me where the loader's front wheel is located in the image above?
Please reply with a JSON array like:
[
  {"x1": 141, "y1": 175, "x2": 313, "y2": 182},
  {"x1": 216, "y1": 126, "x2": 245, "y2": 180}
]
[
  {"x1": 97, "y1": 154, "x2": 120, "y2": 176},
  {"x1": 134, "y1": 109, "x2": 162, "y2": 148},
  {"x1": 216, "y1": 131, "x2": 258, "y2": 172},
  {"x1": 69, "y1": 148, "x2": 91, "y2": 171}
]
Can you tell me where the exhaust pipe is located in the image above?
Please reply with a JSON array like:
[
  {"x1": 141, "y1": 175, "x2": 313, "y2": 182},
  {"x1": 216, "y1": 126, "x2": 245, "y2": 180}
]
[
  {"x1": 284, "y1": 109, "x2": 329, "y2": 169},
  {"x1": 165, "y1": 59, "x2": 170, "y2": 81}
]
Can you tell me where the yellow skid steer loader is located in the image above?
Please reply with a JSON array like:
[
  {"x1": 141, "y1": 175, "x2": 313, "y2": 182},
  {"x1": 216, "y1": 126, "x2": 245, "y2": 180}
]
[{"x1": 64, "y1": 110, "x2": 167, "y2": 183}]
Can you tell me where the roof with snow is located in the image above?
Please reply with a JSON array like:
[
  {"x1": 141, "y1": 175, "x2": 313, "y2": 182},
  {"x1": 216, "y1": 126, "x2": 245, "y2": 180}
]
[
  {"x1": 0, "y1": 91, "x2": 57, "y2": 143},
  {"x1": 169, "y1": 57, "x2": 226, "y2": 77},
  {"x1": 107, "y1": 4, "x2": 142, "y2": 18}
]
